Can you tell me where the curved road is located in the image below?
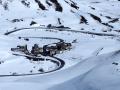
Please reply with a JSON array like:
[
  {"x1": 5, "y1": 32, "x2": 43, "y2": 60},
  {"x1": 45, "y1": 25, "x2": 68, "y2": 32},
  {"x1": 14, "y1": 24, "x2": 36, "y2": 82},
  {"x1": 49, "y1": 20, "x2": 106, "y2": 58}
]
[
  {"x1": 0, "y1": 55, "x2": 65, "y2": 77},
  {"x1": 3, "y1": 26, "x2": 109, "y2": 77},
  {"x1": 4, "y1": 26, "x2": 119, "y2": 37},
  {"x1": 0, "y1": 29, "x2": 66, "y2": 77},
  {"x1": 3, "y1": 26, "x2": 115, "y2": 77},
  {"x1": 19, "y1": 36, "x2": 64, "y2": 42}
]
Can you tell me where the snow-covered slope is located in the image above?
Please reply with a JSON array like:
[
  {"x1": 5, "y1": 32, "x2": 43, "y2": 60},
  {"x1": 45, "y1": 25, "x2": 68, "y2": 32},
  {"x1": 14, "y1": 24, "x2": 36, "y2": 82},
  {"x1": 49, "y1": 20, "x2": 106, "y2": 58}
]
[
  {"x1": 1, "y1": 0, "x2": 120, "y2": 90},
  {"x1": 0, "y1": 0, "x2": 120, "y2": 34},
  {"x1": 1, "y1": 49, "x2": 120, "y2": 90},
  {"x1": 49, "y1": 50, "x2": 120, "y2": 90}
]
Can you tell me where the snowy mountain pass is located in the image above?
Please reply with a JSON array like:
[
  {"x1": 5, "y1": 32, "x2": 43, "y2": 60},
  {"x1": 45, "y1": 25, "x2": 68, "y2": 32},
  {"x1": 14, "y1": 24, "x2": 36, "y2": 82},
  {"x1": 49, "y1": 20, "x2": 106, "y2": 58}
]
[
  {"x1": 0, "y1": 29, "x2": 120, "y2": 90},
  {"x1": 0, "y1": 0, "x2": 120, "y2": 90}
]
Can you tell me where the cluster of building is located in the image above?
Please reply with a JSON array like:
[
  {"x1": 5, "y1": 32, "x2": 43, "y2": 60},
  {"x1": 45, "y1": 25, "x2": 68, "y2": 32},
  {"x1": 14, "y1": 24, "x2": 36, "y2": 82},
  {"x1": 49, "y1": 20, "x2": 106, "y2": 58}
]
[{"x1": 11, "y1": 41, "x2": 72, "y2": 57}]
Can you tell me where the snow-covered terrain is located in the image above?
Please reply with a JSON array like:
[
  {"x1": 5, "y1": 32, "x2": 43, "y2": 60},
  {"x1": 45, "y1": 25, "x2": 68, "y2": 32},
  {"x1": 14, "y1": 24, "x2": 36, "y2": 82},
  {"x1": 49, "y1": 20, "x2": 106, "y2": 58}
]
[{"x1": 0, "y1": 0, "x2": 120, "y2": 90}]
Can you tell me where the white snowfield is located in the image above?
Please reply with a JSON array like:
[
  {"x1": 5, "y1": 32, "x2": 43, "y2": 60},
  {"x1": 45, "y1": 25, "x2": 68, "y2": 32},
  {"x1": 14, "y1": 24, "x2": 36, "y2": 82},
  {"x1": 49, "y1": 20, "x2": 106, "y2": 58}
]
[
  {"x1": 0, "y1": 0, "x2": 120, "y2": 90},
  {"x1": 0, "y1": 49, "x2": 120, "y2": 90}
]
